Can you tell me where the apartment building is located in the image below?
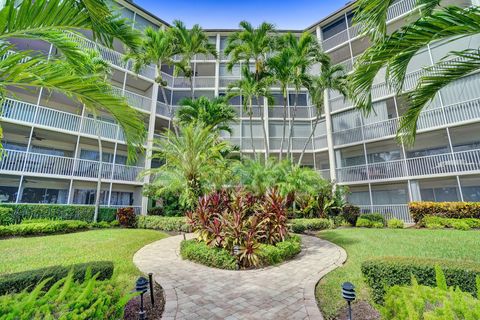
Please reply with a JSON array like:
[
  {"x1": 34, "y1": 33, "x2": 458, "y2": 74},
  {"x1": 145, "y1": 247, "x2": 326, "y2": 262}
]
[{"x1": 1, "y1": 0, "x2": 479, "y2": 221}]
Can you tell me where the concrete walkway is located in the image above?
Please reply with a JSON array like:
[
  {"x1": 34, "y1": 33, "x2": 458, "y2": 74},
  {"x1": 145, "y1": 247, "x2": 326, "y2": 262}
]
[{"x1": 133, "y1": 234, "x2": 346, "y2": 320}]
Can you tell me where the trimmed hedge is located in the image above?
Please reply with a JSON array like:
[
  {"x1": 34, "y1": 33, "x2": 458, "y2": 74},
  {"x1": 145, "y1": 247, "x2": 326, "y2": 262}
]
[
  {"x1": 422, "y1": 216, "x2": 480, "y2": 230},
  {"x1": 258, "y1": 235, "x2": 302, "y2": 266},
  {"x1": 361, "y1": 256, "x2": 480, "y2": 304},
  {"x1": 180, "y1": 240, "x2": 237, "y2": 270},
  {"x1": 0, "y1": 261, "x2": 114, "y2": 295},
  {"x1": 387, "y1": 218, "x2": 404, "y2": 229},
  {"x1": 0, "y1": 204, "x2": 117, "y2": 224},
  {"x1": 0, "y1": 207, "x2": 14, "y2": 225},
  {"x1": 410, "y1": 201, "x2": 480, "y2": 223},
  {"x1": 137, "y1": 216, "x2": 190, "y2": 232},
  {"x1": 289, "y1": 218, "x2": 333, "y2": 233},
  {"x1": 0, "y1": 220, "x2": 90, "y2": 237}
]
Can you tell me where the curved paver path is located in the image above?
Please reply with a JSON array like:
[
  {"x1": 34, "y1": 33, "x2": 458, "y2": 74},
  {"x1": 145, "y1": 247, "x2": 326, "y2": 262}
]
[{"x1": 134, "y1": 234, "x2": 346, "y2": 320}]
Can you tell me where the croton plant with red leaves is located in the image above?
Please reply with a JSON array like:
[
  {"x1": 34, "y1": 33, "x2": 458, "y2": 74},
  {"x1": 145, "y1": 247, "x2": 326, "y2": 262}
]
[{"x1": 186, "y1": 188, "x2": 289, "y2": 268}]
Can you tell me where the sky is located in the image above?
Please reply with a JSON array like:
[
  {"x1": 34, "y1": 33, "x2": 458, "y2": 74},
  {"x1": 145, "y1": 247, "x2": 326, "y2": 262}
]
[{"x1": 135, "y1": 0, "x2": 348, "y2": 30}]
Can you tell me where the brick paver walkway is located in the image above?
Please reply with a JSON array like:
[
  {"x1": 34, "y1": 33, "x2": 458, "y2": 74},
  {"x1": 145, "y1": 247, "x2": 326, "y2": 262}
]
[{"x1": 133, "y1": 234, "x2": 347, "y2": 320}]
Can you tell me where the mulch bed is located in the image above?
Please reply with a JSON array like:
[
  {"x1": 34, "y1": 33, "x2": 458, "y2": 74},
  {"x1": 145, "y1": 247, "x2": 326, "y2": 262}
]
[
  {"x1": 124, "y1": 283, "x2": 165, "y2": 320},
  {"x1": 335, "y1": 300, "x2": 381, "y2": 320}
]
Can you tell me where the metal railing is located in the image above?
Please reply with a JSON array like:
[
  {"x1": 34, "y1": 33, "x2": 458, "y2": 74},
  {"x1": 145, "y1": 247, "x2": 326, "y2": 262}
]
[
  {"x1": 359, "y1": 204, "x2": 412, "y2": 223},
  {"x1": 0, "y1": 149, "x2": 143, "y2": 183},
  {"x1": 111, "y1": 86, "x2": 152, "y2": 112}
]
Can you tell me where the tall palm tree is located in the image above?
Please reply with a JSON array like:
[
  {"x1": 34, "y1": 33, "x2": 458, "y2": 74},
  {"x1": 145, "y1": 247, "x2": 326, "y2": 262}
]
[
  {"x1": 145, "y1": 123, "x2": 232, "y2": 210},
  {"x1": 298, "y1": 57, "x2": 347, "y2": 165},
  {"x1": 170, "y1": 20, "x2": 217, "y2": 98},
  {"x1": 0, "y1": 0, "x2": 145, "y2": 161},
  {"x1": 224, "y1": 21, "x2": 276, "y2": 80},
  {"x1": 266, "y1": 48, "x2": 294, "y2": 160},
  {"x1": 280, "y1": 32, "x2": 321, "y2": 160},
  {"x1": 127, "y1": 26, "x2": 178, "y2": 135},
  {"x1": 177, "y1": 96, "x2": 237, "y2": 134},
  {"x1": 228, "y1": 67, "x2": 274, "y2": 160},
  {"x1": 350, "y1": 1, "x2": 480, "y2": 144}
]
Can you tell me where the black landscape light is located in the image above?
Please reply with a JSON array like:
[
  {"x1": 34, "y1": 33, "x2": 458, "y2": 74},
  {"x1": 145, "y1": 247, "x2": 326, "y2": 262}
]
[
  {"x1": 342, "y1": 282, "x2": 356, "y2": 320},
  {"x1": 148, "y1": 273, "x2": 155, "y2": 306},
  {"x1": 136, "y1": 276, "x2": 149, "y2": 320}
]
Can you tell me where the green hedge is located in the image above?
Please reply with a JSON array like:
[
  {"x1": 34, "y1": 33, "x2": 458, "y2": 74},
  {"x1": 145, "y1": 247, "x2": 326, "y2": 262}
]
[
  {"x1": 180, "y1": 240, "x2": 237, "y2": 270},
  {"x1": 0, "y1": 207, "x2": 14, "y2": 225},
  {"x1": 289, "y1": 218, "x2": 333, "y2": 233},
  {"x1": 137, "y1": 216, "x2": 190, "y2": 232},
  {"x1": 258, "y1": 235, "x2": 302, "y2": 266},
  {"x1": 361, "y1": 257, "x2": 480, "y2": 304},
  {"x1": 387, "y1": 218, "x2": 404, "y2": 229},
  {"x1": 0, "y1": 204, "x2": 117, "y2": 224},
  {"x1": 409, "y1": 201, "x2": 480, "y2": 223},
  {"x1": 0, "y1": 261, "x2": 114, "y2": 295},
  {"x1": 0, "y1": 220, "x2": 90, "y2": 237},
  {"x1": 422, "y1": 216, "x2": 480, "y2": 230}
]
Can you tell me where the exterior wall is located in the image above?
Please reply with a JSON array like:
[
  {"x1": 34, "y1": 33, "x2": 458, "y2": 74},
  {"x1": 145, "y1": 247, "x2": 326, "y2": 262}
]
[{"x1": 1, "y1": 0, "x2": 479, "y2": 221}]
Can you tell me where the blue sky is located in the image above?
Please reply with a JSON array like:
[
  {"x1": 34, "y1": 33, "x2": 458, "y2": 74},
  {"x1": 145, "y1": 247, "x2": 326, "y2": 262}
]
[{"x1": 136, "y1": 0, "x2": 347, "y2": 29}]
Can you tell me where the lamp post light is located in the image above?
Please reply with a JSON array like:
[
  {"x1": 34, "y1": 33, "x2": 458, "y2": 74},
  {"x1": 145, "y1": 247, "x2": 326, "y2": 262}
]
[
  {"x1": 341, "y1": 282, "x2": 356, "y2": 320},
  {"x1": 148, "y1": 273, "x2": 155, "y2": 307},
  {"x1": 233, "y1": 245, "x2": 240, "y2": 270},
  {"x1": 135, "y1": 276, "x2": 149, "y2": 320}
]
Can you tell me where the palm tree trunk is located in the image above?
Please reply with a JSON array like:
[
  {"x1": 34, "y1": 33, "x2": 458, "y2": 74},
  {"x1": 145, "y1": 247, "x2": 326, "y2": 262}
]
[
  {"x1": 279, "y1": 90, "x2": 287, "y2": 161},
  {"x1": 94, "y1": 115, "x2": 103, "y2": 223},
  {"x1": 248, "y1": 99, "x2": 257, "y2": 160},
  {"x1": 298, "y1": 115, "x2": 319, "y2": 166},
  {"x1": 287, "y1": 91, "x2": 299, "y2": 161},
  {"x1": 258, "y1": 95, "x2": 269, "y2": 161},
  {"x1": 190, "y1": 75, "x2": 194, "y2": 99}
]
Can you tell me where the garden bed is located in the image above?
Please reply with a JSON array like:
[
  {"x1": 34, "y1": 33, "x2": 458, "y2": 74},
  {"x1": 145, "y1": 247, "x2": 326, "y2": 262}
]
[
  {"x1": 180, "y1": 235, "x2": 302, "y2": 270},
  {"x1": 124, "y1": 282, "x2": 164, "y2": 320}
]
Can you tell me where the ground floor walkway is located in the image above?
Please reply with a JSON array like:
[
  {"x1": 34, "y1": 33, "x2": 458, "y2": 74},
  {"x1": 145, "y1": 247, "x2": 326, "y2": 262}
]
[{"x1": 133, "y1": 234, "x2": 346, "y2": 320}]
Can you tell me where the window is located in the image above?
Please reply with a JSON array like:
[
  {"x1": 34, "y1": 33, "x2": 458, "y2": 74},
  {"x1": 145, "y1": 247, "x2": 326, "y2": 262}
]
[
  {"x1": 21, "y1": 188, "x2": 68, "y2": 204},
  {"x1": 420, "y1": 187, "x2": 459, "y2": 202},
  {"x1": 73, "y1": 189, "x2": 108, "y2": 205},
  {"x1": 322, "y1": 17, "x2": 347, "y2": 40},
  {"x1": 0, "y1": 186, "x2": 17, "y2": 203},
  {"x1": 110, "y1": 192, "x2": 133, "y2": 206}
]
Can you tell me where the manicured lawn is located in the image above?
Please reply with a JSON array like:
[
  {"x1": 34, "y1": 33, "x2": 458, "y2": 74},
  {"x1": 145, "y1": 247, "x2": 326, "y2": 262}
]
[
  {"x1": 0, "y1": 229, "x2": 167, "y2": 292},
  {"x1": 316, "y1": 228, "x2": 480, "y2": 320}
]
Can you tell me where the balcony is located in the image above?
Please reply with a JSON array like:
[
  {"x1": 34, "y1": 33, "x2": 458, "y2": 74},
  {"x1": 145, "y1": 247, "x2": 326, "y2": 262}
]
[
  {"x1": 111, "y1": 86, "x2": 152, "y2": 112},
  {"x1": 336, "y1": 148, "x2": 480, "y2": 183},
  {"x1": 219, "y1": 76, "x2": 241, "y2": 88},
  {"x1": 1, "y1": 98, "x2": 125, "y2": 142},
  {"x1": 318, "y1": 169, "x2": 331, "y2": 180},
  {"x1": 0, "y1": 149, "x2": 143, "y2": 183}
]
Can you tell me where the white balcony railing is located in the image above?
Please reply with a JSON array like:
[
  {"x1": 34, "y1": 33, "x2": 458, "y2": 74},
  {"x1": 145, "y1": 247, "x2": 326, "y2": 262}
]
[
  {"x1": 111, "y1": 87, "x2": 152, "y2": 112},
  {"x1": 219, "y1": 76, "x2": 241, "y2": 88},
  {"x1": 194, "y1": 76, "x2": 216, "y2": 88},
  {"x1": 359, "y1": 204, "x2": 412, "y2": 223},
  {"x1": 337, "y1": 148, "x2": 480, "y2": 183},
  {"x1": 0, "y1": 149, "x2": 143, "y2": 183},
  {"x1": 318, "y1": 169, "x2": 331, "y2": 181}
]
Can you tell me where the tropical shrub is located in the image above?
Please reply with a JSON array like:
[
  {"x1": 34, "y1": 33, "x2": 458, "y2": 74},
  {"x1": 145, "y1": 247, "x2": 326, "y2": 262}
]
[
  {"x1": 381, "y1": 267, "x2": 480, "y2": 319},
  {"x1": 356, "y1": 217, "x2": 384, "y2": 228},
  {"x1": 0, "y1": 220, "x2": 90, "y2": 237},
  {"x1": 409, "y1": 201, "x2": 480, "y2": 223},
  {"x1": 137, "y1": 216, "x2": 190, "y2": 232},
  {"x1": 116, "y1": 207, "x2": 136, "y2": 228},
  {"x1": 0, "y1": 207, "x2": 13, "y2": 225},
  {"x1": 180, "y1": 240, "x2": 237, "y2": 270},
  {"x1": 186, "y1": 188, "x2": 290, "y2": 268},
  {"x1": 258, "y1": 235, "x2": 302, "y2": 266},
  {"x1": 289, "y1": 218, "x2": 333, "y2": 233},
  {"x1": 341, "y1": 204, "x2": 360, "y2": 226},
  {"x1": 0, "y1": 261, "x2": 114, "y2": 295},
  {"x1": 147, "y1": 191, "x2": 185, "y2": 217},
  {"x1": 387, "y1": 218, "x2": 404, "y2": 229},
  {"x1": 361, "y1": 256, "x2": 480, "y2": 304},
  {"x1": 422, "y1": 216, "x2": 480, "y2": 230},
  {"x1": 0, "y1": 270, "x2": 131, "y2": 319},
  {"x1": 0, "y1": 204, "x2": 116, "y2": 224}
]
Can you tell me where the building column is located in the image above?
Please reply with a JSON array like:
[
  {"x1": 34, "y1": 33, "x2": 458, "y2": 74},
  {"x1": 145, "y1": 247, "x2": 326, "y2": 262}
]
[
  {"x1": 323, "y1": 90, "x2": 337, "y2": 182},
  {"x1": 214, "y1": 33, "x2": 221, "y2": 97}
]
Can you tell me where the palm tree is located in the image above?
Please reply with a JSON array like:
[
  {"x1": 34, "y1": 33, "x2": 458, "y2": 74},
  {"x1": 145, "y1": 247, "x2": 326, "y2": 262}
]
[
  {"x1": 0, "y1": 0, "x2": 145, "y2": 161},
  {"x1": 349, "y1": 2, "x2": 480, "y2": 144},
  {"x1": 170, "y1": 20, "x2": 217, "y2": 98},
  {"x1": 225, "y1": 21, "x2": 276, "y2": 80},
  {"x1": 280, "y1": 32, "x2": 321, "y2": 160},
  {"x1": 145, "y1": 123, "x2": 232, "y2": 210},
  {"x1": 298, "y1": 56, "x2": 347, "y2": 165},
  {"x1": 228, "y1": 67, "x2": 274, "y2": 160},
  {"x1": 127, "y1": 26, "x2": 178, "y2": 135},
  {"x1": 177, "y1": 96, "x2": 237, "y2": 134}
]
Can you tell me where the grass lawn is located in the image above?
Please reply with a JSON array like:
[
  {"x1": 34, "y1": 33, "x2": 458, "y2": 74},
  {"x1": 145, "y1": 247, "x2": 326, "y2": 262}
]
[
  {"x1": 316, "y1": 228, "x2": 480, "y2": 319},
  {"x1": 0, "y1": 229, "x2": 167, "y2": 292}
]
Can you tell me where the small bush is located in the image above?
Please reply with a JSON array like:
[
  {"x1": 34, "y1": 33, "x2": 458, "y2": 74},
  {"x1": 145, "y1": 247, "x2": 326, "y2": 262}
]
[
  {"x1": 409, "y1": 201, "x2": 480, "y2": 223},
  {"x1": 361, "y1": 256, "x2": 480, "y2": 304},
  {"x1": 109, "y1": 220, "x2": 120, "y2": 227},
  {"x1": 381, "y1": 267, "x2": 480, "y2": 319},
  {"x1": 258, "y1": 235, "x2": 301, "y2": 266},
  {"x1": 137, "y1": 216, "x2": 190, "y2": 232},
  {"x1": 116, "y1": 207, "x2": 136, "y2": 228},
  {"x1": 422, "y1": 216, "x2": 480, "y2": 230},
  {"x1": 342, "y1": 204, "x2": 360, "y2": 226},
  {"x1": 356, "y1": 218, "x2": 384, "y2": 228},
  {"x1": 180, "y1": 240, "x2": 237, "y2": 270},
  {"x1": 90, "y1": 221, "x2": 111, "y2": 228},
  {"x1": 0, "y1": 269, "x2": 129, "y2": 319},
  {"x1": 0, "y1": 261, "x2": 114, "y2": 295},
  {"x1": 359, "y1": 213, "x2": 385, "y2": 224},
  {"x1": 387, "y1": 218, "x2": 404, "y2": 229},
  {"x1": 289, "y1": 218, "x2": 333, "y2": 233},
  {"x1": 0, "y1": 220, "x2": 89, "y2": 237},
  {"x1": 0, "y1": 207, "x2": 13, "y2": 225}
]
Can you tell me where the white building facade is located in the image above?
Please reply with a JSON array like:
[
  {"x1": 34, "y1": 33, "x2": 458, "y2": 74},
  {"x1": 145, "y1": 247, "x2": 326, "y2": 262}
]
[{"x1": 1, "y1": 0, "x2": 479, "y2": 222}]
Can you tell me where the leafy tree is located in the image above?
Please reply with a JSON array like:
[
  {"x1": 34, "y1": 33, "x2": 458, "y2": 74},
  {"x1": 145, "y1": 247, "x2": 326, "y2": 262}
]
[
  {"x1": 170, "y1": 20, "x2": 217, "y2": 98},
  {"x1": 177, "y1": 96, "x2": 237, "y2": 134},
  {"x1": 145, "y1": 124, "x2": 233, "y2": 210},
  {"x1": 349, "y1": 1, "x2": 480, "y2": 144}
]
